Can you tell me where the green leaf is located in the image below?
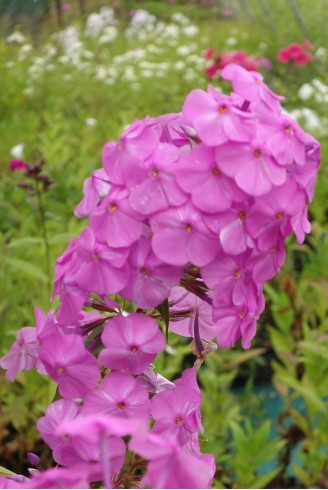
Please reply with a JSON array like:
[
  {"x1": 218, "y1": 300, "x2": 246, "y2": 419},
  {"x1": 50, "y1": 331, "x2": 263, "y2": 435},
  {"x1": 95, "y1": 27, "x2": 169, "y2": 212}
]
[
  {"x1": 2, "y1": 256, "x2": 48, "y2": 283},
  {"x1": 156, "y1": 299, "x2": 169, "y2": 341},
  {"x1": 0, "y1": 466, "x2": 14, "y2": 477}
]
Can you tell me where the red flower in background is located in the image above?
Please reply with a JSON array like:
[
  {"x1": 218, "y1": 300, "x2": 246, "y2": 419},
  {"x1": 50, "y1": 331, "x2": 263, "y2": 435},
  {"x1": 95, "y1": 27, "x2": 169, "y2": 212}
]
[
  {"x1": 9, "y1": 159, "x2": 29, "y2": 172},
  {"x1": 277, "y1": 39, "x2": 315, "y2": 66},
  {"x1": 204, "y1": 49, "x2": 271, "y2": 79}
]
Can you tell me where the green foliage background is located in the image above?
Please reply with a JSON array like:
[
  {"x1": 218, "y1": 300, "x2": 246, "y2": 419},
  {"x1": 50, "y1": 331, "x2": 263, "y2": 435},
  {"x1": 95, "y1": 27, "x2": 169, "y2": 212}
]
[{"x1": 0, "y1": 0, "x2": 328, "y2": 487}]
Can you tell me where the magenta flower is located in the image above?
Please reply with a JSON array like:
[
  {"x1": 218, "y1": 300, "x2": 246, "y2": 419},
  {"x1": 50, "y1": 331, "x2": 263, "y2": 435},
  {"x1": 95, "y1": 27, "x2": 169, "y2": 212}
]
[
  {"x1": 246, "y1": 180, "x2": 306, "y2": 249},
  {"x1": 182, "y1": 87, "x2": 253, "y2": 146},
  {"x1": 216, "y1": 139, "x2": 286, "y2": 196},
  {"x1": 74, "y1": 227, "x2": 129, "y2": 295},
  {"x1": 9, "y1": 160, "x2": 29, "y2": 172},
  {"x1": 119, "y1": 237, "x2": 182, "y2": 308},
  {"x1": 169, "y1": 287, "x2": 217, "y2": 341},
  {"x1": 37, "y1": 399, "x2": 81, "y2": 450},
  {"x1": 136, "y1": 365, "x2": 175, "y2": 394},
  {"x1": 266, "y1": 115, "x2": 306, "y2": 167},
  {"x1": 90, "y1": 187, "x2": 143, "y2": 248},
  {"x1": 129, "y1": 433, "x2": 214, "y2": 488},
  {"x1": 102, "y1": 118, "x2": 158, "y2": 185},
  {"x1": 128, "y1": 142, "x2": 188, "y2": 215},
  {"x1": 39, "y1": 331, "x2": 100, "y2": 398},
  {"x1": 0, "y1": 327, "x2": 40, "y2": 382},
  {"x1": 83, "y1": 371, "x2": 150, "y2": 420},
  {"x1": 150, "y1": 201, "x2": 219, "y2": 266},
  {"x1": 99, "y1": 313, "x2": 165, "y2": 374},
  {"x1": 74, "y1": 169, "x2": 111, "y2": 218},
  {"x1": 26, "y1": 467, "x2": 90, "y2": 489},
  {"x1": 248, "y1": 237, "x2": 286, "y2": 283},
  {"x1": 175, "y1": 144, "x2": 246, "y2": 213}
]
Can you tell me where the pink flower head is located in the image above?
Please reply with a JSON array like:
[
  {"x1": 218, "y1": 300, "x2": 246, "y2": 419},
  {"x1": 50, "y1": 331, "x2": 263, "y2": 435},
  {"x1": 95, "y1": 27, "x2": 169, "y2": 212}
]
[
  {"x1": 39, "y1": 330, "x2": 100, "y2": 398},
  {"x1": 176, "y1": 144, "x2": 247, "y2": 213},
  {"x1": 128, "y1": 142, "x2": 188, "y2": 215},
  {"x1": 119, "y1": 237, "x2": 183, "y2": 309},
  {"x1": 83, "y1": 371, "x2": 150, "y2": 420},
  {"x1": 90, "y1": 187, "x2": 143, "y2": 248},
  {"x1": 99, "y1": 313, "x2": 165, "y2": 374},
  {"x1": 169, "y1": 286, "x2": 217, "y2": 341},
  {"x1": 74, "y1": 169, "x2": 111, "y2": 218},
  {"x1": 74, "y1": 227, "x2": 129, "y2": 295},
  {"x1": 136, "y1": 365, "x2": 175, "y2": 394},
  {"x1": 182, "y1": 87, "x2": 253, "y2": 146},
  {"x1": 150, "y1": 201, "x2": 219, "y2": 267},
  {"x1": 37, "y1": 399, "x2": 81, "y2": 450},
  {"x1": 203, "y1": 48, "x2": 215, "y2": 60},
  {"x1": 129, "y1": 433, "x2": 214, "y2": 488},
  {"x1": 102, "y1": 118, "x2": 158, "y2": 185},
  {"x1": 277, "y1": 43, "x2": 315, "y2": 65},
  {"x1": 9, "y1": 160, "x2": 29, "y2": 172}
]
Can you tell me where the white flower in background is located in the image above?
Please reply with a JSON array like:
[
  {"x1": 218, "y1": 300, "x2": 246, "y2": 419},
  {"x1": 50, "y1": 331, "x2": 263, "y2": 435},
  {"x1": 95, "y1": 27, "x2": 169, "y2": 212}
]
[
  {"x1": 259, "y1": 42, "x2": 267, "y2": 50},
  {"x1": 23, "y1": 87, "x2": 34, "y2": 97},
  {"x1": 10, "y1": 143, "x2": 24, "y2": 159},
  {"x1": 60, "y1": 26, "x2": 80, "y2": 55},
  {"x1": 290, "y1": 108, "x2": 321, "y2": 132},
  {"x1": 18, "y1": 44, "x2": 33, "y2": 61},
  {"x1": 98, "y1": 26, "x2": 118, "y2": 44},
  {"x1": 126, "y1": 10, "x2": 156, "y2": 39},
  {"x1": 122, "y1": 67, "x2": 137, "y2": 82},
  {"x1": 85, "y1": 118, "x2": 97, "y2": 127},
  {"x1": 146, "y1": 44, "x2": 162, "y2": 54},
  {"x1": 312, "y1": 79, "x2": 328, "y2": 95},
  {"x1": 174, "y1": 61, "x2": 185, "y2": 70},
  {"x1": 86, "y1": 13, "x2": 104, "y2": 37},
  {"x1": 182, "y1": 25, "x2": 199, "y2": 37},
  {"x1": 161, "y1": 24, "x2": 179, "y2": 39},
  {"x1": 45, "y1": 44, "x2": 57, "y2": 58},
  {"x1": 99, "y1": 7, "x2": 115, "y2": 25},
  {"x1": 95, "y1": 66, "x2": 107, "y2": 80},
  {"x1": 141, "y1": 69, "x2": 153, "y2": 78},
  {"x1": 82, "y1": 50, "x2": 94, "y2": 60},
  {"x1": 225, "y1": 36, "x2": 237, "y2": 46},
  {"x1": 315, "y1": 47, "x2": 326, "y2": 59},
  {"x1": 63, "y1": 74, "x2": 72, "y2": 81},
  {"x1": 171, "y1": 13, "x2": 189, "y2": 25},
  {"x1": 46, "y1": 64, "x2": 55, "y2": 71},
  {"x1": 6, "y1": 31, "x2": 25, "y2": 44},
  {"x1": 6, "y1": 61, "x2": 14, "y2": 68},
  {"x1": 177, "y1": 46, "x2": 190, "y2": 56},
  {"x1": 184, "y1": 69, "x2": 197, "y2": 81},
  {"x1": 131, "y1": 83, "x2": 141, "y2": 90},
  {"x1": 298, "y1": 83, "x2": 314, "y2": 100}
]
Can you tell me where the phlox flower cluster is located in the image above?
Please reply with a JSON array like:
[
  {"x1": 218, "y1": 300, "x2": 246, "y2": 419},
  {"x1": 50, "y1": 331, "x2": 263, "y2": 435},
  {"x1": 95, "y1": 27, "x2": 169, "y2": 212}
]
[
  {"x1": 0, "y1": 65, "x2": 320, "y2": 488},
  {"x1": 277, "y1": 39, "x2": 315, "y2": 65}
]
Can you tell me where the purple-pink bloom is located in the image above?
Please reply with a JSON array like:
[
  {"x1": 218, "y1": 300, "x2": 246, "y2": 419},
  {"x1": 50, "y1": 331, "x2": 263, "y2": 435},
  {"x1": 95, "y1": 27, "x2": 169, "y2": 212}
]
[
  {"x1": 83, "y1": 371, "x2": 150, "y2": 420},
  {"x1": 99, "y1": 313, "x2": 165, "y2": 374},
  {"x1": 9, "y1": 160, "x2": 29, "y2": 172},
  {"x1": 0, "y1": 327, "x2": 40, "y2": 382},
  {"x1": 24, "y1": 468, "x2": 89, "y2": 489},
  {"x1": 74, "y1": 169, "x2": 111, "y2": 218},
  {"x1": 150, "y1": 201, "x2": 219, "y2": 266},
  {"x1": 39, "y1": 331, "x2": 100, "y2": 398},
  {"x1": 182, "y1": 86, "x2": 253, "y2": 147},
  {"x1": 119, "y1": 237, "x2": 182, "y2": 308}
]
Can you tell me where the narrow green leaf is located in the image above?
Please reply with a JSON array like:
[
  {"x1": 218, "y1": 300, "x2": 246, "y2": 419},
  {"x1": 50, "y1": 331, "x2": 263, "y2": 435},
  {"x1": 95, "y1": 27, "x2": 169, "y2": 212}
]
[
  {"x1": 156, "y1": 299, "x2": 169, "y2": 341},
  {"x1": 2, "y1": 256, "x2": 48, "y2": 283}
]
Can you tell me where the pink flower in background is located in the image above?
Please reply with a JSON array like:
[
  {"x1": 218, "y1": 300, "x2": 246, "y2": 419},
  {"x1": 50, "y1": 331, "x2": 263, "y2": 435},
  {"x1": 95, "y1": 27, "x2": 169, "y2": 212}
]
[
  {"x1": 9, "y1": 160, "x2": 29, "y2": 172},
  {"x1": 61, "y1": 3, "x2": 71, "y2": 12},
  {"x1": 203, "y1": 50, "x2": 271, "y2": 80},
  {"x1": 99, "y1": 313, "x2": 165, "y2": 374},
  {"x1": 277, "y1": 42, "x2": 315, "y2": 65}
]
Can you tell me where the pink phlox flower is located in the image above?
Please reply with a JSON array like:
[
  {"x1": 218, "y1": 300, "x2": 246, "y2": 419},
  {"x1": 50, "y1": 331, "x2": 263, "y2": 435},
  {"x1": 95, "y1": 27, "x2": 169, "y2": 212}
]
[
  {"x1": 129, "y1": 433, "x2": 214, "y2": 488},
  {"x1": 136, "y1": 365, "x2": 175, "y2": 394},
  {"x1": 266, "y1": 115, "x2": 306, "y2": 167},
  {"x1": 52, "y1": 435, "x2": 126, "y2": 483},
  {"x1": 291, "y1": 136, "x2": 320, "y2": 202},
  {"x1": 169, "y1": 286, "x2": 217, "y2": 341},
  {"x1": 0, "y1": 476, "x2": 26, "y2": 488},
  {"x1": 99, "y1": 313, "x2": 165, "y2": 374},
  {"x1": 151, "y1": 369, "x2": 203, "y2": 446},
  {"x1": 120, "y1": 237, "x2": 182, "y2": 308},
  {"x1": 201, "y1": 249, "x2": 253, "y2": 305},
  {"x1": 277, "y1": 43, "x2": 314, "y2": 65},
  {"x1": 204, "y1": 204, "x2": 254, "y2": 256},
  {"x1": 128, "y1": 142, "x2": 188, "y2": 215},
  {"x1": 90, "y1": 186, "x2": 143, "y2": 248},
  {"x1": 203, "y1": 48, "x2": 215, "y2": 60},
  {"x1": 216, "y1": 138, "x2": 286, "y2": 196},
  {"x1": 150, "y1": 201, "x2": 219, "y2": 267},
  {"x1": 152, "y1": 113, "x2": 193, "y2": 148},
  {"x1": 221, "y1": 63, "x2": 284, "y2": 107},
  {"x1": 73, "y1": 227, "x2": 129, "y2": 295},
  {"x1": 9, "y1": 160, "x2": 29, "y2": 172},
  {"x1": 246, "y1": 180, "x2": 307, "y2": 248},
  {"x1": 37, "y1": 399, "x2": 81, "y2": 450},
  {"x1": 102, "y1": 118, "x2": 159, "y2": 185},
  {"x1": 39, "y1": 330, "x2": 100, "y2": 398},
  {"x1": 23, "y1": 468, "x2": 90, "y2": 489},
  {"x1": 182, "y1": 86, "x2": 254, "y2": 147},
  {"x1": 82, "y1": 371, "x2": 150, "y2": 421},
  {"x1": 248, "y1": 236, "x2": 286, "y2": 283},
  {"x1": 74, "y1": 169, "x2": 111, "y2": 218},
  {"x1": 213, "y1": 292, "x2": 264, "y2": 349},
  {"x1": 0, "y1": 327, "x2": 40, "y2": 382},
  {"x1": 175, "y1": 144, "x2": 247, "y2": 213}
]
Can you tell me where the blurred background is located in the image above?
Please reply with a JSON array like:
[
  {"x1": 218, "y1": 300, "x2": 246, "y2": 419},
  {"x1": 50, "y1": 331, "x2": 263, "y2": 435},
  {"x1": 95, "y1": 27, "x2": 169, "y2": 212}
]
[{"x1": 0, "y1": 0, "x2": 328, "y2": 488}]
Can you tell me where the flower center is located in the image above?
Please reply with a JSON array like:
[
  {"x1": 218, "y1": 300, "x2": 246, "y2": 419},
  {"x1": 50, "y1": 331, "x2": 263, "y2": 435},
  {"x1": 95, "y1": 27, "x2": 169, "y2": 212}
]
[
  {"x1": 175, "y1": 417, "x2": 183, "y2": 424},
  {"x1": 109, "y1": 202, "x2": 117, "y2": 212},
  {"x1": 253, "y1": 149, "x2": 262, "y2": 158},
  {"x1": 117, "y1": 402, "x2": 126, "y2": 410},
  {"x1": 238, "y1": 310, "x2": 246, "y2": 320},
  {"x1": 92, "y1": 253, "x2": 99, "y2": 262},
  {"x1": 276, "y1": 212, "x2": 284, "y2": 219},
  {"x1": 218, "y1": 105, "x2": 228, "y2": 114},
  {"x1": 238, "y1": 211, "x2": 246, "y2": 221},
  {"x1": 184, "y1": 223, "x2": 193, "y2": 233},
  {"x1": 57, "y1": 367, "x2": 65, "y2": 375},
  {"x1": 270, "y1": 247, "x2": 277, "y2": 253},
  {"x1": 89, "y1": 460, "x2": 98, "y2": 465},
  {"x1": 139, "y1": 266, "x2": 149, "y2": 276},
  {"x1": 234, "y1": 268, "x2": 241, "y2": 278},
  {"x1": 284, "y1": 125, "x2": 293, "y2": 135},
  {"x1": 212, "y1": 166, "x2": 221, "y2": 176},
  {"x1": 151, "y1": 167, "x2": 159, "y2": 177},
  {"x1": 130, "y1": 345, "x2": 138, "y2": 353}
]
